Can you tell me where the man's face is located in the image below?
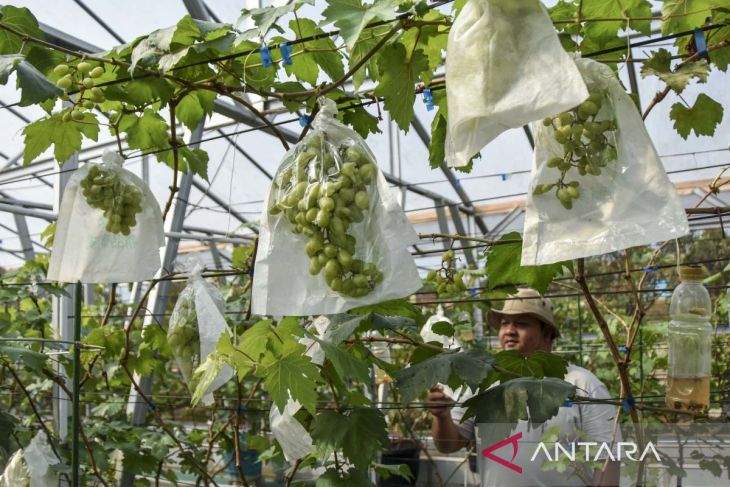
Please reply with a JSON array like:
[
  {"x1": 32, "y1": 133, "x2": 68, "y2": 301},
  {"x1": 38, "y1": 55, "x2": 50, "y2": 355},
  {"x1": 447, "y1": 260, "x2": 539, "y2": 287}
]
[{"x1": 498, "y1": 313, "x2": 552, "y2": 354}]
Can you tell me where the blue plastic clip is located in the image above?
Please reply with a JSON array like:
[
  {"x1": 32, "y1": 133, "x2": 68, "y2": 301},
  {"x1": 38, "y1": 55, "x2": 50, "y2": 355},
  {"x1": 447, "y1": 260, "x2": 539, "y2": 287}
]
[
  {"x1": 470, "y1": 288, "x2": 478, "y2": 297},
  {"x1": 260, "y1": 44, "x2": 272, "y2": 68},
  {"x1": 280, "y1": 42, "x2": 293, "y2": 65},
  {"x1": 455, "y1": 178, "x2": 461, "y2": 188},
  {"x1": 622, "y1": 396, "x2": 635, "y2": 413},
  {"x1": 422, "y1": 88, "x2": 434, "y2": 111},
  {"x1": 500, "y1": 174, "x2": 507, "y2": 181},
  {"x1": 148, "y1": 400, "x2": 157, "y2": 411},
  {"x1": 299, "y1": 114, "x2": 310, "y2": 127},
  {"x1": 564, "y1": 399, "x2": 573, "y2": 408},
  {"x1": 619, "y1": 346, "x2": 627, "y2": 354},
  {"x1": 693, "y1": 28, "x2": 708, "y2": 59},
  {"x1": 642, "y1": 266, "x2": 659, "y2": 273},
  {"x1": 248, "y1": 268, "x2": 254, "y2": 278},
  {"x1": 237, "y1": 405, "x2": 246, "y2": 415}
]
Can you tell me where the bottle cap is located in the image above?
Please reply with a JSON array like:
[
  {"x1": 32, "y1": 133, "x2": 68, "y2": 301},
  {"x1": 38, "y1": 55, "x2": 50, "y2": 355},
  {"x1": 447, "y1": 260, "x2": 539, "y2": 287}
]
[{"x1": 678, "y1": 265, "x2": 706, "y2": 281}]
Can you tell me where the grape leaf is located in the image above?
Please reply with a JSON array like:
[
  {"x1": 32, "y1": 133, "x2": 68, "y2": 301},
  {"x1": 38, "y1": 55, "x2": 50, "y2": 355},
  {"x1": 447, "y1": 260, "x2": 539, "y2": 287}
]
[
  {"x1": 669, "y1": 93, "x2": 724, "y2": 139},
  {"x1": 311, "y1": 408, "x2": 389, "y2": 469},
  {"x1": 338, "y1": 105, "x2": 381, "y2": 138},
  {"x1": 350, "y1": 299, "x2": 425, "y2": 326},
  {"x1": 238, "y1": 320, "x2": 272, "y2": 362},
  {"x1": 350, "y1": 25, "x2": 392, "y2": 89},
  {"x1": 326, "y1": 314, "x2": 369, "y2": 345},
  {"x1": 322, "y1": 0, "x2": 399, "y2": 51},
  {"x1": 484, "y1": 232, "x2": 572, "y2": 295},
  {"x1": 462, "y1": 377, "x2": 575, "y2": 426},
  {"x1": 662, "y1": 0, "x2": 719, "y2": 35},
  {"x1": 258, "y1": 339, "x2": 320, "y2": 414},
  {"x1": 493, "y1": 351, "x2": 568, "y2": 382},
  {"x1": 316, "y1": 338, "x2": 371, "y2": 383},
  {"x1": 231, "y1": 244, "x2": 253, "y2": 270},
  {"x1": 398, "y1": 11, "x2": 448, "y2": 83},
  {"x1": 156, "y1": 146, "x2": 210, "y2": 181},
  {"x1": 0, "y1": 345, "x2": 47, "y2": 371},
  {"x1": 104, "y1": 77, "x2": 175, "y2": 108},
  {"x1": 240, "y1": 3, "x2": 296, "y2": 38},
  {"x1": 374, "y1": 43, "x2": 429, "y2": 132},
  {"x1": 119, "y1": 109, "x2": 169, "y2": 151},
  {"x1": 640, "y1": 48, "x2": 709, "y2": 93},
  {"x1": 0, "y1": 5, "x2": 44, "y2": 55},
  {"x1": 395, "y1": 348, "x2": 495, "y2": 403},
  {"x1": 0, "y1": 55, "x2": 62, "y2": 106},
  {"x1": 23, "y1": 112, "x2": 99, "y2": 165},
  {"x1": 581, "y1": 0, "x2": 652, "y2": 50},
  {"x1": 176, "y1": 90, "x2": 216, "y2": 131},
  {"x1": 289, "y1": 18, "x2": 345, "y2": 82},
  {"x1": 429, "y1": 91, "x2": 447, "y2": 169},
  {"x1": 190, "y1": 353, "x2": 224, "y2": 406},
  {"x1": 709, "y1": 7, "x2": 730, "y2": 71}
]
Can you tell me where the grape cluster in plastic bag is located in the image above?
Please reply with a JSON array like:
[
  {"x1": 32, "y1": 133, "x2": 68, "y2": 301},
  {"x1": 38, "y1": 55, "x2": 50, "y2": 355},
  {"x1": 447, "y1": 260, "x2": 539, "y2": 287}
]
[
  {"x1": 269, "y1": 133, "x2": 384, "y2": 297},
  {"x1": 167, "y1": 295, "x2": 200, "y2": 386},
  {"x1": 534, "y1": 89, "x2": 617, "y2": 209},
  {"x1": 79, "y1": 164, "x2": 144, "y2": 235}
]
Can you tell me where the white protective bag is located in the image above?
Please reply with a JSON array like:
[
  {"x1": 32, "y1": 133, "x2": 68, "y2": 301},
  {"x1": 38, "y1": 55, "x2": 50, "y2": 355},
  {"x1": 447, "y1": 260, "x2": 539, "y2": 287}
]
[
  {"x1": 47, "y1": 150, "x2": 164, "y2": 283},
  {"x1": 23, "y1": 431, "x2": 59, "y2": 487},
  {"x1": 445, "y1": 0, "x2": 588, "y2": 167},
  {"x1": 167, "y1": 265, "x2": 234, "y2": 405},
  {"x1": 252, "y1": 98, "x2": 421, "y2": 316},
  {"x1": 521, "y1": 57, "x2": 690, "y2": 265}
]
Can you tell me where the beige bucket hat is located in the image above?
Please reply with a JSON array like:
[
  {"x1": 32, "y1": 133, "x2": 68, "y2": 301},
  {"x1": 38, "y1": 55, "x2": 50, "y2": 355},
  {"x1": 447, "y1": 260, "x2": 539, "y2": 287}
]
[{"x1": 487, "y1": 288, "x2": 559, "y2": 338}]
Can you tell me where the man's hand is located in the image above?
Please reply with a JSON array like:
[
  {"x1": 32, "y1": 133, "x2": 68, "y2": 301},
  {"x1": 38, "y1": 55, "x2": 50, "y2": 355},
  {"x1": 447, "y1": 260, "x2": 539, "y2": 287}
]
[{"x1": 427, "y1": 385, "x2": 454, "y2": 418}]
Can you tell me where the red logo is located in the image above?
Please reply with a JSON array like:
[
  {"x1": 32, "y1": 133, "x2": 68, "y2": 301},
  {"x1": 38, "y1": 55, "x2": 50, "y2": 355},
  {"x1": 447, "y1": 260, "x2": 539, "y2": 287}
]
[{"x1": 481, "y1": 432, "x2": 523, "y2": 474}]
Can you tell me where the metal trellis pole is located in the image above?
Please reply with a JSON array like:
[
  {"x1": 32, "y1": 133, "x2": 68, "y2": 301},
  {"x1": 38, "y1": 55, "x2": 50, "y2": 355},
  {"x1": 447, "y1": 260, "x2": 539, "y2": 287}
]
[{"x1": 72, "y1": 282, "x2": 82, "y2": 487}]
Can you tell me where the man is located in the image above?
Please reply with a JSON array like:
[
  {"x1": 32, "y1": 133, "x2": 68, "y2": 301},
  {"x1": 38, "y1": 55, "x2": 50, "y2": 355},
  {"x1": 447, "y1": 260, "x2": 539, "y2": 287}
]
[{"x1": 428, "y1": 288, "x2": 620, "y2": 487}]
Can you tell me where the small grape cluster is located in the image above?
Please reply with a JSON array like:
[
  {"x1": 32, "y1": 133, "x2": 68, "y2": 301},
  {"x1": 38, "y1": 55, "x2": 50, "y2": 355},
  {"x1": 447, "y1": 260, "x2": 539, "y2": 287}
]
[
  {"x1": 270, "y1": 134, "x2": 383, "y2": 297},
  {"x1": 534, "y1": 90, "x2": 617, "y2": 209},
  {"x1": 425, "y1": 249, "x2": 467, "y2": 295},
  {"x1": 79, "y1": 165, "x2": 144, "y2": 235},
  {"x1": 53, "y1": 61, "x2": 106, "y2": 121},
  {"x1": 167, "y1": 298, "x2": 200, "y2": 385}
]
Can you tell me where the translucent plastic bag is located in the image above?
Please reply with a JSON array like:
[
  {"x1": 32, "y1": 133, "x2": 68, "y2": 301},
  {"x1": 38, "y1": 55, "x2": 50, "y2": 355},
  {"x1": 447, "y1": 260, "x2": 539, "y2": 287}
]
[
  {"x1": 167, "y1": 265, "x2": 233, "y2": 405},
  {"x1": 0, "y1": 449, "x2": 28, "y2": 487},
  {"x1": 23, "y1": 431, "x2": 58, "y2": 487},
  {"x1": 47, "y1": 150, "x2": 164, "y2": 283},
  {"x1": 252, "y1": 98, "x2": 421, "y2": 316},
  {"x1": 522, "y1": 57, "x2": 689, "y2": 265},
  {"x1": 445, "y1": 0, "x2": 588, "y2": 167},
  {"x1": 269, "y1": 399, "x2": 315, "y2": 463}
]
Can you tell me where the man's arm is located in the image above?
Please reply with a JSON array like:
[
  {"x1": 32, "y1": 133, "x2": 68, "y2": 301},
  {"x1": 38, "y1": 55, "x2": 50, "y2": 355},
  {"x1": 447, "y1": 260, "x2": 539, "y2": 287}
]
[{"x1": 428, "y1": 386, "x2": 470, "y2": 453}]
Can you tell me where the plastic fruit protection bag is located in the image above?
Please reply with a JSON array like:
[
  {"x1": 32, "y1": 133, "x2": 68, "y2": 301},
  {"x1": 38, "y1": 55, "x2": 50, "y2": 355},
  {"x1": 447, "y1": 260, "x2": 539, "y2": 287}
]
[
  {"x1": 521, "y1": 57, "x2": 689, "y2": 266},
  {"x1": 445, "y1": 0, "x2": 588, "y2": 167},
  {"x1": 168, "y1": 265, "x2": 233, "y2": 405},
  {"x1": 47, "y1": 150, "x2": 165, "y2": 283},
  {"x1": 0, "y1": 431, "x2": 60, "y2": 487},
  {"x1": 252, "y1": 98, "x2": 421, "y2": 315},
  {"x1": 0, "y1": 450, "x2": 28, "y2": 487}
]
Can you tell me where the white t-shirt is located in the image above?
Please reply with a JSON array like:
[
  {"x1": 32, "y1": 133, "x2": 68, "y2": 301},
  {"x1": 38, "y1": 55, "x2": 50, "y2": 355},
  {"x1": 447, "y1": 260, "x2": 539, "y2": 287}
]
[{"x1": 450, "y1": 364, "x2": 621, "y2": 487}]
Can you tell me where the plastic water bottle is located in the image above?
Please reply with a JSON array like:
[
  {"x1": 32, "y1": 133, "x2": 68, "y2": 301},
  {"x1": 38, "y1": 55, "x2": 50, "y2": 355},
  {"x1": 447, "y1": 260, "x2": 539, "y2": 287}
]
[{"x1": 666, "y1": 265, "x2": 712, "y2": 412}]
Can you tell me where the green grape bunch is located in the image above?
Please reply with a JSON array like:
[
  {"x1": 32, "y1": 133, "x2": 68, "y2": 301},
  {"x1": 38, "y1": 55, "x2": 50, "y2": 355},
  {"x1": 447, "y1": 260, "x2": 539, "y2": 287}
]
[
  {"x1": 269, "y1": 133, "x2": 384, "y2": 298},
  {"x1": 425, "y1": 249, "x2": 467, "y2": 296},
  {"x1": 533, "y1": 89, "x2": 618, "y2": 210},
  {"x1": 167, "y1": 297, "x2": 200, "y2": 385},
  {"x1": 79, "y1": 164, "x2": 144, "y2": 235},
  {"x1": 54, "y1": 60, "x2": 106, "y2": 121}
]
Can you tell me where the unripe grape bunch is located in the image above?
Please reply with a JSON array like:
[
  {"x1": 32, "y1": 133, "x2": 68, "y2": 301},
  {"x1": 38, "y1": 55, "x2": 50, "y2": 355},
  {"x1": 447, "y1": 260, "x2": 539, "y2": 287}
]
[
  {"x1": 53, "y1": 61, "x2": 106, "y2": 121},
  {"x1": 425, "y1": 249, "x2": 467, "y2": 296},
  {"x1": 534, "y1": 89, "x2": 617, "y2": 209},
  {"x1": 269, "y1": 134, "x2": 384, "y2": 297},
  {"x1": 167, "y1": 298, "x2": 200, "y2": 385},
  {"x1": 79, "y1": 164, "x2": 144, "y2": 236}
]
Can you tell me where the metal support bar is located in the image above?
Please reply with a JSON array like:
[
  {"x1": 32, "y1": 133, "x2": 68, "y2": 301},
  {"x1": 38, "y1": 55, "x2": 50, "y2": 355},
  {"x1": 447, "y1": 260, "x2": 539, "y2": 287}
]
[
  {"x1": 12, "y1": 212, "x2": 35, "y2": 261},
  {"x1": 208, "y1": 241, "x2": 223, "y2": 269},
  {"x1": 434, "y1": 200, "x2": 451, "y2": 250},
  {"x1": 71, "y1": 282, "x2": 82, "y2": 487},
  {"x1": 523, "y1": 125, "x2": 535, "y2": 149},
  {"x1": 410, "y1": 117, "x2": 489, "y2": 234},
  {"x1": 448, "y1": 204, "x2": 476, "y2": 267}
]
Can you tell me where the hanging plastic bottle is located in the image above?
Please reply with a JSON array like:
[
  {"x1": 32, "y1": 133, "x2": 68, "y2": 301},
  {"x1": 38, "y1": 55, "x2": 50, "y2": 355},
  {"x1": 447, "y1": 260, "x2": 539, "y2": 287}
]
[{"x1": 666, "y1": 265, "x2": 713, "y2": 412}]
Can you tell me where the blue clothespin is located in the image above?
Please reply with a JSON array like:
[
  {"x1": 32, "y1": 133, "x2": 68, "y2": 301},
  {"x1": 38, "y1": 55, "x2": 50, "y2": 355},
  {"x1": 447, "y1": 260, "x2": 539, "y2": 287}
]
[
  {"x1": 299, "y1": 114, "x2": 310, "y2": 127},
  {"x1": 260, "y1": 44, "x2": 272, "y2": 68},
  {"x1": 148, "y1": 400, "x2": 157, "y2": 411},
  {"x1": 642, "y1": 266, "x2": 658, "y2": 273},
  {"x1": 422, "y1": 88, "x2": 434, "y2": 111},
  {"x1": 248, "y1": 268, "x2": 254, "y2": 278},
  {"x1": 619, "y1": 345, "x2": 627, "y2": 354},
  {"x1": 564, "y1": 399, "x2": 573, "y2": 408},
  {"x1": 237, "y1": 405, "x2": 246, "y2": 415},
  {"x1": 500, "y1": 174, "x2": 507, "y2": 181},
  {"x1": 622, "y1": 396, "x2": 635, "y2": 413},
  {"x1": 455, "y1": 178, "x2": 461, "y2": 188},
  {"x1": 693, "y1": 28, "x2": 708, "y2": 59},
  {"x1": 280, "y1": 42, "x2": 293, "y2": 65},
  {"x1": 470, "y1": 288, "x2": 478, "y2": 297}
]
